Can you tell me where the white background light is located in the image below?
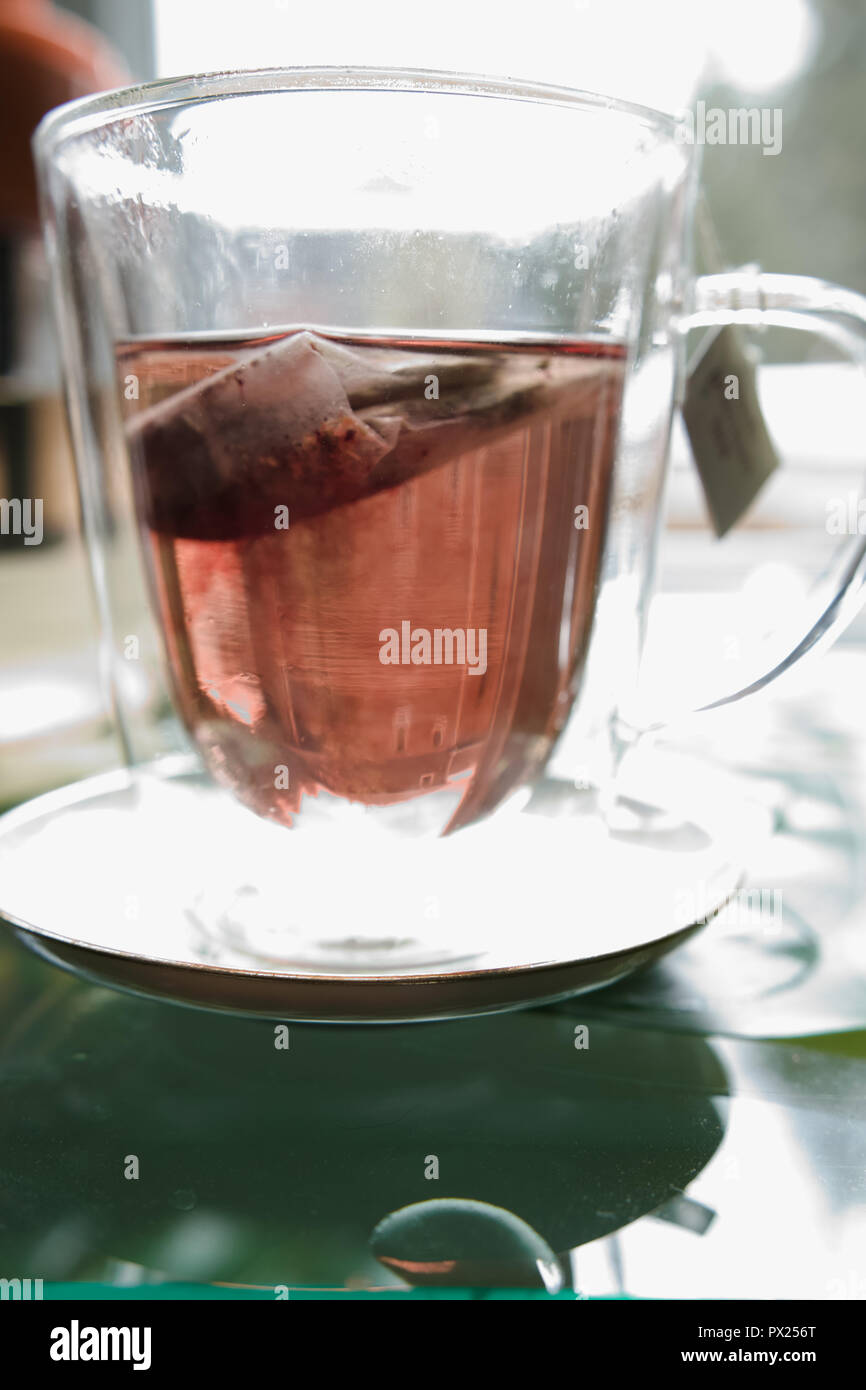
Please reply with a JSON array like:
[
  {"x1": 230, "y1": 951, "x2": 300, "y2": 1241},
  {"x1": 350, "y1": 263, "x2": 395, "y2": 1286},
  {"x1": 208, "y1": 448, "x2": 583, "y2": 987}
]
[{"x1": 153, "y1": 0, "x2": 711, "y2": 114}]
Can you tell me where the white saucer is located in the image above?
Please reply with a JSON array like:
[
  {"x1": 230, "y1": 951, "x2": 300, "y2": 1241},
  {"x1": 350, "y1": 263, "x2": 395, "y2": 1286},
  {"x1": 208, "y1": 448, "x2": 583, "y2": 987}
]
[{"x1": 0, "y1": 754, "x2": 767, "y2": 1022}]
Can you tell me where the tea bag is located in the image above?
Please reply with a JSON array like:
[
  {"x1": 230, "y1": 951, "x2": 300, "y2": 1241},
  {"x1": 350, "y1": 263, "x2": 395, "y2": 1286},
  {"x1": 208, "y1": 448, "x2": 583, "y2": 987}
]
[
  {"x1": 682, "y1": 198, "x2": 780, "y2": 536},
  {"x1": 127, "y1": 329, "x2": 619, "y2": 539}
]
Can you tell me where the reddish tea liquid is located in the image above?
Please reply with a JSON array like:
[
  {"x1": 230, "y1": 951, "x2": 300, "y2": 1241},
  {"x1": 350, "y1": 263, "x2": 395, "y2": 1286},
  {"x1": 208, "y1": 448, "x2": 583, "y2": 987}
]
[{"x1": 119, "y1": 328, "x2": 626, "y2": 834}]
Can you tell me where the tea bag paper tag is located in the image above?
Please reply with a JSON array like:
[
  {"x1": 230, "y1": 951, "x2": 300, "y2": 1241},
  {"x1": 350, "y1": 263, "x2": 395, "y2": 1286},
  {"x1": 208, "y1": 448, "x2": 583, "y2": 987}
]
[{"x1": 682, "y1": 324, "x2": 779, "y2": 537}]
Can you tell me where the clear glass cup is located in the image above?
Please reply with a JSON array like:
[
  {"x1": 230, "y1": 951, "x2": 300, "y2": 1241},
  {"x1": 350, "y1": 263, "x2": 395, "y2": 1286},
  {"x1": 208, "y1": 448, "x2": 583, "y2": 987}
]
[{"x1": 32, "y1": 68, "x2": 866, "y2": 971}]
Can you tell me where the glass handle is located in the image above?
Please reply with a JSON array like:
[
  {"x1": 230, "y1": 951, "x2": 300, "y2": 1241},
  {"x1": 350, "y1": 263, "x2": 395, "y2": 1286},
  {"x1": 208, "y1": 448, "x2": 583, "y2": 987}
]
[{"x1": 649, "y1": 269, "x2": 866, "y2": 725}]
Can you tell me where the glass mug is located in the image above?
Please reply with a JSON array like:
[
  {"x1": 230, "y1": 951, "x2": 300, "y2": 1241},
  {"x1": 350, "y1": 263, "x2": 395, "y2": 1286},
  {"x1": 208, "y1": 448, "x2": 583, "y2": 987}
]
[{"x1": 33, "y1": 69, "x2": 866, "y2": 970}]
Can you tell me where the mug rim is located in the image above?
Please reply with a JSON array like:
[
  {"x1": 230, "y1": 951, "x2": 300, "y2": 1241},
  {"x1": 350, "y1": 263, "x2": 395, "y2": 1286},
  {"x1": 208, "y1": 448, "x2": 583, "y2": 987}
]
[{"x1": 33, "y1": 63, "x2": 683, "y2": 161}]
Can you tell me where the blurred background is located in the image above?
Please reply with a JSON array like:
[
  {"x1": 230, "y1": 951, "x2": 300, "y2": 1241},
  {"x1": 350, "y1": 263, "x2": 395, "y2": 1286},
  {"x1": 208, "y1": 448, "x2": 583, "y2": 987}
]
[{"x1": 1, "y1": 0, "x2": 865, "y2": 803}]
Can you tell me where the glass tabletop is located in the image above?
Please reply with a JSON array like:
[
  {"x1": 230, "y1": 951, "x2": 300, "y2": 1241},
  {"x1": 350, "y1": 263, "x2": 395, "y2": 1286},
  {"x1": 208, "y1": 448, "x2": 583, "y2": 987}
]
[{"x1": 0, "y1": 927, "x2": 863, "y2": 1297}]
